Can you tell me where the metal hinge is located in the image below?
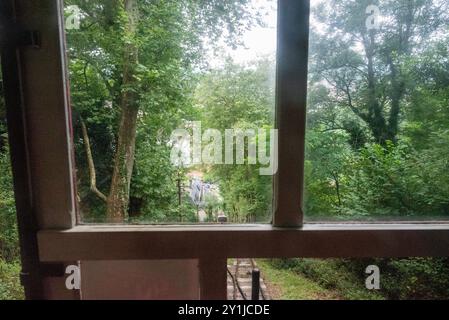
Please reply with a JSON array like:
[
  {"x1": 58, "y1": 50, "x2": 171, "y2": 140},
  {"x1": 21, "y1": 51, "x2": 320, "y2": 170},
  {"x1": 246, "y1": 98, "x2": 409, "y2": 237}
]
[
  {"x1": 17, "y1": 30, "x2": 41, "y2": 48},
  {"x1": 20, "y1": 263, "x2": 65, "y2": 286},
  {"x1": 19, "y1": 271, "x2": 31, "y2": 287},
  {"x1": 0, "y1": 22, "x2": 41, "y2": 49}
]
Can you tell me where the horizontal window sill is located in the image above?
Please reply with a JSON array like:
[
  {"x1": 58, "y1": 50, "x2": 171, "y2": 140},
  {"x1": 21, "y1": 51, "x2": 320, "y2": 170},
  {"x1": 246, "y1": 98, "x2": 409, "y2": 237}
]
[{"x1": 38, "y1": 223, "x2": 449, "y2": 261}]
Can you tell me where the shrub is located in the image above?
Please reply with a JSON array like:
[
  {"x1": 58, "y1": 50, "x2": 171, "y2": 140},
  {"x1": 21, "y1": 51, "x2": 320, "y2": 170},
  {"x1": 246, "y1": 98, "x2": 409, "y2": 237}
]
[
  {"x1": 0, "y1": 259, "x2": 24, "y2": 300},
  {"x1": 269, "y1": 258, "x2": 449, "y2": 300},
  {"x1": 0, "y1": 147, "x2": 20, "y2": 262}
]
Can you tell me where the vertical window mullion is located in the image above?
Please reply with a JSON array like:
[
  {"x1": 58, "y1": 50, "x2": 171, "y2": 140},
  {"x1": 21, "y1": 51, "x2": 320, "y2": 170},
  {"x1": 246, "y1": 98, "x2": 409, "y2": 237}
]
[
  {"x1": 273, "y1": 0, "x2": 310, "y2": 227},
  {"x1": 12, "y1": 0, "x2": 79, "y2": 300},
  {"x1": 16, "y1": 0, "x2": 77, "y2": 229}
]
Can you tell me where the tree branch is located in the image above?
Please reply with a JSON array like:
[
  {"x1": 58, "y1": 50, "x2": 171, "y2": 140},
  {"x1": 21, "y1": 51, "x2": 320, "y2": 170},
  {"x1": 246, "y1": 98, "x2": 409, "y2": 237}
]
[
  {"x1": 341, "y1": 80, "x2": 370, "y2": 123},
  {"x1": 80, "y1": 119, "x2": 108, "y2": 202}
]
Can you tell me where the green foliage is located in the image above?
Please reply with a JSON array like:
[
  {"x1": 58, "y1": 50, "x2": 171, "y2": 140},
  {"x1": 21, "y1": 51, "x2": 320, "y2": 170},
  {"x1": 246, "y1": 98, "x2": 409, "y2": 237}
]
[
  {"x1": 131, "y1": 140, "x2": 197, "y2": 223},
  {"x1": 0, "y1": 146, "x2": 19, "y2": 262},
  {"x1": 269, "y1": 259, "x2": 383, "y2": 300},
  {"x1": 0, "y1": 259, "x2": 24, "y2": 300},
  {"x1": 2, "y1": 0, "x2": 449, "y2": 299},
  {"x1": 309, "y1": 0, "x2": 449, "y2": 145},
  {"x1": 257, "y1": 259, "x2": 341, "y2": 300},
  {"x1": 0, "y1": 85, "x2": 6, "y2": 154},
  {"x1": 269, "y1": 258, "x2": 449, "y2": 300},
  {"x1": 0, "y1": 136, "x2": 23, "y2": 300},
  {"x1": 305, "y1": 0, "x2": 449, "y2": 220},
  {"x1": 344, "y1": 141, "x2": 449, "y2": 218},
  {"x1": 196, "y1": 59, "x2": 275, "y2": 223},
  {"x1": 203, "y1": 193, "x2": 223, "y2": 222},
  {"x1": 294, "y1": 32, "x2": 449, "y2": 294},
  {"x1": 380, "y1": 258, "x2": 449, "y2": 300},
  {"x1": 65, "y1": 0, "x2": 264, "y2": 222},
  {"x1": 305, "y1": 128, "x2": 352, "y2": 217},
  {"x1": 306, "y1": 137, "x2": 449, "y2": 219}
]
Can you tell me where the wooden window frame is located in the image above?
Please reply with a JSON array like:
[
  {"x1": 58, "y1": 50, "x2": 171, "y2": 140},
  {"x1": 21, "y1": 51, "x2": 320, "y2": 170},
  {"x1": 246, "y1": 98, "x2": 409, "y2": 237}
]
[{"x1": 2, "y1": 0, "x2": 449, "y2": 300}]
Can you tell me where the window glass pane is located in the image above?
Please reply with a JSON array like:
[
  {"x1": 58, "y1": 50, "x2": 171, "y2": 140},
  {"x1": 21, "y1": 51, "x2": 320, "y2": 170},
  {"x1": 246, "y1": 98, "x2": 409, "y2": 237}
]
[
  {"x1": 64, "y1": 0, "x2": 277, "y2": 224},
  {"x1": 305, "y1": 0, "x2": 449, "y2": 221}
]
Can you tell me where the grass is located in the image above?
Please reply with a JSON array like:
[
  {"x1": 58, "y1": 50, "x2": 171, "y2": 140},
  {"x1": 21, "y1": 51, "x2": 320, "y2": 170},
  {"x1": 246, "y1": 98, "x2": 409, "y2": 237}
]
[
  {"x1": 257, "y1": 260, "x2": 340, "y2": 300},
  {"x1": 0, "y1": 259, "x2": 24, "y2": 300},
  {"x1": 257, "y1": 259, "x2": 384, "y2": 300}
]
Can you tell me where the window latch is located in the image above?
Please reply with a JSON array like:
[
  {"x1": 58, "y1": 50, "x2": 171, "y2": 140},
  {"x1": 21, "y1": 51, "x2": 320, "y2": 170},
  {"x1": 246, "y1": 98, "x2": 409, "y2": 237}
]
[
  {"x1": 17, "y1": 30, "x2": 41, "y2": 48},
  {"x1": 0, "y1": 22, "x2": 41, "y2": 49}
]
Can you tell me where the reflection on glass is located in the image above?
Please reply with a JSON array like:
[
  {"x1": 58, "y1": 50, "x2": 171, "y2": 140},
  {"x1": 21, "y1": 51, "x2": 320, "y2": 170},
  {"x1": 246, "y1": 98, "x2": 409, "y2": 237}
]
[
  {"x1": 305, "y1": 0, "x2": 449, "y2": 221},
  {"x1": 64, "y1": 0, "x2": 277, "y2": 224}
]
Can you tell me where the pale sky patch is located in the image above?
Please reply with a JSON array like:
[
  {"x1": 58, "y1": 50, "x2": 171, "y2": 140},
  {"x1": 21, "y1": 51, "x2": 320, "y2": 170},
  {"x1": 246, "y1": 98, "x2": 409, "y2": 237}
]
[{"x1": 206, "y1": 0, "x2": 277, "y2": 68}]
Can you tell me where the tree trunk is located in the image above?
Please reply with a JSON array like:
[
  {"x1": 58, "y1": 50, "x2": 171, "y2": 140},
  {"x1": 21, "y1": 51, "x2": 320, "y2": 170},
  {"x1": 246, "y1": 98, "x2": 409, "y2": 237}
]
[
  {"x1": 106, "y1": 0, "x2": 139, "y2": 222},
  {"x1": 364, "y1": 32, "x2": 390, "y2": 146},
  {"x1": 361, "y1": 4, "x2": 414, "y2": 146}
]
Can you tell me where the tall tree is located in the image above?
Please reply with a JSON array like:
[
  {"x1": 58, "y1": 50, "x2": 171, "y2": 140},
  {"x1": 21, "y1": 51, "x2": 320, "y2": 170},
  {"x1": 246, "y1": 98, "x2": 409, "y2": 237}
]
[
  {"x1": 66, "y1": 0, "x2": 261, "y2": 222},
  {"x1": 309, "y1": 0, "x2": 449, "y2": 145},
  {"x1": 195, "y1": 59, "x2": 275, "y2": 222},
  {"x1": 106, "y1": 0, "x2": 139, "y2": 221}
]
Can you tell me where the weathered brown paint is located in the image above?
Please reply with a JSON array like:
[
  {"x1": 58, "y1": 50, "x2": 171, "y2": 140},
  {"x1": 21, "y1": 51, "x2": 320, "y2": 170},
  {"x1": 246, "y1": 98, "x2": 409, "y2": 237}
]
[
  {"x1": 3, "y1": 0, "x2": 79, "y2": 300},
  {"x1": 38, "y1": 224, "x2": 449, "y2": 262},
  {"x1": 199, "y1": 258, "x2": 228, "y2": 300},
  {"x1": 7, "y1": 0, "x2": 449, "y2": 301},
  {"x1": 273, "y1": 0, "x2": 310, "y2": 227},
  {"x1": 1, "y1": 0, "x2": 45, "y2": 300},
  {"x1": 14, "y1": 0, "x2": 76, "y2": 229}
]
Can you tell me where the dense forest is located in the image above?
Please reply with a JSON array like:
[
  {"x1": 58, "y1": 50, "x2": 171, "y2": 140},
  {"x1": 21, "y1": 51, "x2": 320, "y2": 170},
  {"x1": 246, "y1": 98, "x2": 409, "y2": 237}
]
[
  {"x1": 1, "y1": 0, "x2": 449, "y2": 299},
  {"x1": 0, "y1": 59, "x2": 24, "y2": 299},
  {"x1": 65, "y1": 0, "x2": 274, "y2": 223},
  {"x1": 64, "y1": 0, "x2": 449, "y2": 224},
  {"x1": 305, "y1": 0, "x2": 449, "y2": 220}
]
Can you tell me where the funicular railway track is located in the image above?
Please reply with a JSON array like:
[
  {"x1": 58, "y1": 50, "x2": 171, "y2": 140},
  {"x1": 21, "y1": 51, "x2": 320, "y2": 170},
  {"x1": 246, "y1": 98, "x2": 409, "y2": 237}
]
[{"x1": 227, "y1": 259, "x2": 270, "y2": 300}]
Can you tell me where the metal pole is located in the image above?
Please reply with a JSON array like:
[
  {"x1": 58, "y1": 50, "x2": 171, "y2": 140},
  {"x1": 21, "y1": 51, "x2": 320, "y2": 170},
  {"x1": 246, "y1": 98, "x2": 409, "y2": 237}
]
[
  {"x1": 251, "y1": 268, "x2": 260, "y2": 300},
  {"x1": 177, "y1": 174, "x2": 182, "y2": 206}
]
